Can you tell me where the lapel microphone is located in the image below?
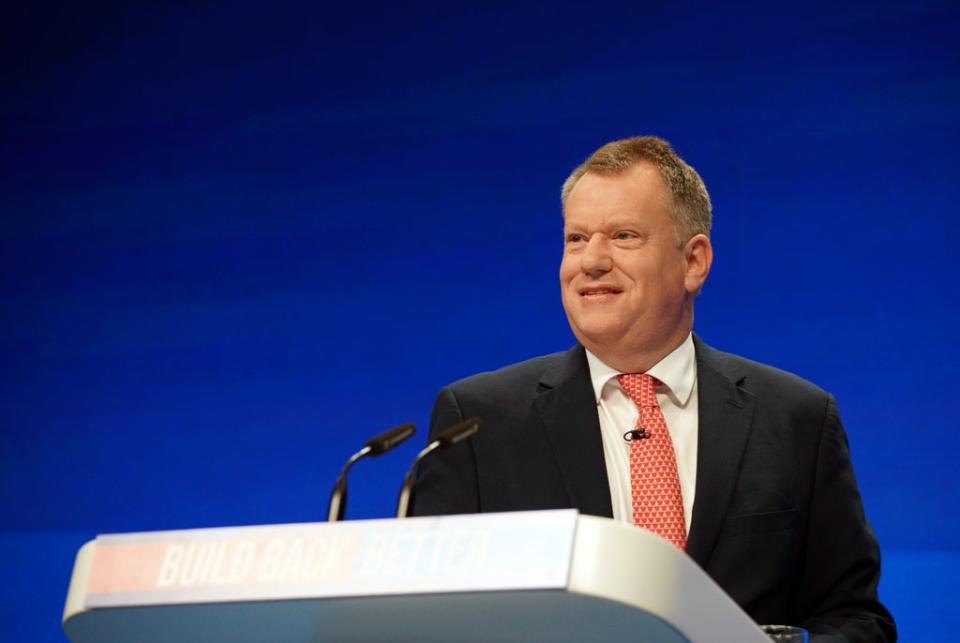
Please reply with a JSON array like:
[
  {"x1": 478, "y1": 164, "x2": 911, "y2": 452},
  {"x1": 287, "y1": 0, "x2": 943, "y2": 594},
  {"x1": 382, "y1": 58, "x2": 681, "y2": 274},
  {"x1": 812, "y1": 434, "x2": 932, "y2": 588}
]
[{"x1": 623, "y1": 428, "x2": 650, "y2": 441}]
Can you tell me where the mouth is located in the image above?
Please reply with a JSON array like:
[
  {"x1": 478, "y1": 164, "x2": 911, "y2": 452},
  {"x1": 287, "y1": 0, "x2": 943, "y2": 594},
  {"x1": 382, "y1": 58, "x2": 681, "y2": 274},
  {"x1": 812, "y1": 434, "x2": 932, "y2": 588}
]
[{"x1": 578, "y1": 285, "x2": 623, "y2": 298}]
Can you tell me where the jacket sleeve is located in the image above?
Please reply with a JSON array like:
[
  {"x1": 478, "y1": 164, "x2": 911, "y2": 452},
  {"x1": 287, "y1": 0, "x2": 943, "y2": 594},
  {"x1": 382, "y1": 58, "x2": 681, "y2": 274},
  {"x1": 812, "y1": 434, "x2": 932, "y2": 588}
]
[
  {"x1": 798, "y1": 396, "x2": 897, "y2": 642},
  {"x1": 410, "y1": 386, "x2": 481, "y2": 516}
]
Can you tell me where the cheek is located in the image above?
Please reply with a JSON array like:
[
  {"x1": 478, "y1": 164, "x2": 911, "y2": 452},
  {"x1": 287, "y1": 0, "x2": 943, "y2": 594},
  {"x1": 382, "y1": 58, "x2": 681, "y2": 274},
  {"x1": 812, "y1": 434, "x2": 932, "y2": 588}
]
[
  {"x1": 624, "y1": 253, "x2": 679, "y2": 285},
  {"x1": 559, "y1": 257, "x2": 577, "y2": 283},
  {"x1": 619, "y1": 257, "x2": 656, "y2": 284}
]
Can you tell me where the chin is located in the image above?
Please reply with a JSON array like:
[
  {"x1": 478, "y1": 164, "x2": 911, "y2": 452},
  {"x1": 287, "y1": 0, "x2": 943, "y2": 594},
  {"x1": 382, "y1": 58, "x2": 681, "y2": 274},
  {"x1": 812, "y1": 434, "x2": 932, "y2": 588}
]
[{"x1": 571, "y1": 323, "x2": 628, "y2": 349}]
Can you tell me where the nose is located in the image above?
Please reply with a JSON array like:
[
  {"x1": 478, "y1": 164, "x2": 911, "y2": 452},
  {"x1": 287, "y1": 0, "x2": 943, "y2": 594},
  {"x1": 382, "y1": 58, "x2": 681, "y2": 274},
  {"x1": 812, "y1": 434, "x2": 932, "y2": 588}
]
[{"x1": 581, "y1": 233, "x2": 612, "y2": 277}]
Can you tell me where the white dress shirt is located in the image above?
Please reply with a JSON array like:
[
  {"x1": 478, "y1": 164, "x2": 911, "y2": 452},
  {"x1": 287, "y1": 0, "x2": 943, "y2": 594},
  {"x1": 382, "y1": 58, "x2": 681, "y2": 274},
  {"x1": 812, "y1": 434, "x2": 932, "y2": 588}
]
[{"x1": 585, "y1": 333, "x2": 698, "y2": 533}]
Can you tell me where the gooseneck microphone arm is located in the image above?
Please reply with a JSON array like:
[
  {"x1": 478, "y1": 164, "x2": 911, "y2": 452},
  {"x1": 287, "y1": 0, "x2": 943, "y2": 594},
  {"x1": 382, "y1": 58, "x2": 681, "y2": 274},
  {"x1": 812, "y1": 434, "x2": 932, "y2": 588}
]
[
  {"x1": 395, "y1": 417, "x2": 480, "y2": 519},
  {"x1": 326, "y1": 423, "x2": 416, "y2": 522},
  {"x1": 326, "y1": 445, "x2": 370, "y2": 522}
]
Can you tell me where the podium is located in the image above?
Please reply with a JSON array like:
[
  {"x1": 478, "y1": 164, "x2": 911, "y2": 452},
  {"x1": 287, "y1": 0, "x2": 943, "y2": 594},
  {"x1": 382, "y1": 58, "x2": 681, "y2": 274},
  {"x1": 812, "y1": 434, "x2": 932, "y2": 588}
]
[{"x1": 63, "y1": 510, "x2": 770, "y2": 642}]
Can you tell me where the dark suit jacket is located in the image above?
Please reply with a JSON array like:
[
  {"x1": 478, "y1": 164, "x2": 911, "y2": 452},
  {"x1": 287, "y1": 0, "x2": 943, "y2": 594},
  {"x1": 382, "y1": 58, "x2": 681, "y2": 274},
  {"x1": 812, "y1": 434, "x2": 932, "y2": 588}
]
[{"x1": 413, "y1": 336, "x2": 896, "y2": 642}]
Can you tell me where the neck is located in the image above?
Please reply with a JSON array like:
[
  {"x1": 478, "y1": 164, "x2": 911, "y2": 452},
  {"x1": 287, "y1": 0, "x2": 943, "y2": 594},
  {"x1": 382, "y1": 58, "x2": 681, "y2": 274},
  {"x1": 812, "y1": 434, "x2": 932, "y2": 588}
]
[
  {"x1": 589, "y1": 335, "x2": 689, "y2": 373},
  {"x1": 584, "y1": 311, "x2": 694, "y2": 373}
]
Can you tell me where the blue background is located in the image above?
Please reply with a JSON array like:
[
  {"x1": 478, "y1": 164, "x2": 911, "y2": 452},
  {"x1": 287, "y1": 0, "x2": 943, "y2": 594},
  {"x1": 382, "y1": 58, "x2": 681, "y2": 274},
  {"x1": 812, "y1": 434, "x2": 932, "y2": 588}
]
[{"x1": 2, "y1": 1, "x2": 958, "y2": 640}]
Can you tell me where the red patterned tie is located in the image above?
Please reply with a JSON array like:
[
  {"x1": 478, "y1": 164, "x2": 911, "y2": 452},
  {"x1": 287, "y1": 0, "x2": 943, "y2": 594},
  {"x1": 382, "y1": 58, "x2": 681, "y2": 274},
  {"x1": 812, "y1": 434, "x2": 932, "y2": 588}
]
[{"x1": 617, "y1": 373, "x2": 687, "y2": 550}]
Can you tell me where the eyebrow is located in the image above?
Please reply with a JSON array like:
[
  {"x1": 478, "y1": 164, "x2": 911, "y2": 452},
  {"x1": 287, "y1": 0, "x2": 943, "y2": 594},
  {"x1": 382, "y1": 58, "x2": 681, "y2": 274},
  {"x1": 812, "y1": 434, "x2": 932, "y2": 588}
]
[{"x1": 564, "y1": 217, "x2": 645, "y2": 232}]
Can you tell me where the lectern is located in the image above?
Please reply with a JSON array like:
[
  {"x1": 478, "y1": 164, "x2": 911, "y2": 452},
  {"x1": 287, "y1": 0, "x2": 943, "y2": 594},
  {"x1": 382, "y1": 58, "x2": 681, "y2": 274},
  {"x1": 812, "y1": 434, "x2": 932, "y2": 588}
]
[{"x1": 63, "y1": 510, "x2": 770, "y2": 642}]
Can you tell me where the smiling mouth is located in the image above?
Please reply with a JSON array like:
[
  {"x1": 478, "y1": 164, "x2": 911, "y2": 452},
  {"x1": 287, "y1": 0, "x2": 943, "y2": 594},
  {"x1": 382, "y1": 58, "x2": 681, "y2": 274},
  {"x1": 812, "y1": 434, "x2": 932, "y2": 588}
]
[{"x1": 579, "y1": 286, "x2": 623, "y2": 297}]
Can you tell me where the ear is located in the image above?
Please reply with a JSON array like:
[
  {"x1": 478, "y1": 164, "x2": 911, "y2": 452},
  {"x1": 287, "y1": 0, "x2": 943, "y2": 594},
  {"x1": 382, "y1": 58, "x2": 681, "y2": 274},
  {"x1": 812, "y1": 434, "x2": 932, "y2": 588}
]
[{"x1": 683, "y1": 234, "x2": 713, "y2": 295}]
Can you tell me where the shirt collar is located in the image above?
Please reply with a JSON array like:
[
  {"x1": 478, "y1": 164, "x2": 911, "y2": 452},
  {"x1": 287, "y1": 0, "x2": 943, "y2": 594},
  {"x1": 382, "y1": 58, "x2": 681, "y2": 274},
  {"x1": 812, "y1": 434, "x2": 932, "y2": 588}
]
[{"x1": 584, "y1": 333, "x2": 696, "y2": 407}]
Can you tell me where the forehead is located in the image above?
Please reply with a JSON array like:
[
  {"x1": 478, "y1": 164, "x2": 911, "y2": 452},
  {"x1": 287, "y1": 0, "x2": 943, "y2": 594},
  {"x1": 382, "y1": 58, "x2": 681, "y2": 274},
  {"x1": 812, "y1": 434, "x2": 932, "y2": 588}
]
[{"x1": 563, "y1": 163, "x2": 671, "y2": 227}]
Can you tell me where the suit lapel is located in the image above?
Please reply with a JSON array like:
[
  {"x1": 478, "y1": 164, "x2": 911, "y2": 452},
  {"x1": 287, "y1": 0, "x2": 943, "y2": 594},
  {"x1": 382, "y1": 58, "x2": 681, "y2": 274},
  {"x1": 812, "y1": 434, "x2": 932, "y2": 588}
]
[
  {"x1": 685, "y1": 336, "x2": 757, "y2": 567},
  {"x1": 526, "y1": 338, "x2": 756, "y2": 549},
  {"x1": 533, "y1": 346, "x2": 614, "y2": 518}
]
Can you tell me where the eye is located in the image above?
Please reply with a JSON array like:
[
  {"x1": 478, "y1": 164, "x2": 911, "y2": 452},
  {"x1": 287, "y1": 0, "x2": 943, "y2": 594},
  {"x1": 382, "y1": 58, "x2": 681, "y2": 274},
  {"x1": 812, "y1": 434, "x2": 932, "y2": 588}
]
[
  {"x1": 565, "y1": 233, "x2": 586, "y2": 244},
  {"x1": 613, "y1": 230, "x2": 637, "y2": 241}
]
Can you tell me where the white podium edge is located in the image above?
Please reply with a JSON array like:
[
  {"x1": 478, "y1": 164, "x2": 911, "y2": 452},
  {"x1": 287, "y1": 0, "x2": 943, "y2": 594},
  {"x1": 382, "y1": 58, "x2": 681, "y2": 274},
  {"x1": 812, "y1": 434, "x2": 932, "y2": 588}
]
[
  {"x1": 62, "y1": 513, "x2": 770, "y2": 643},
  {"x1": 568, "y1": 515, "x2": 768, "y2": 643},
  {"x1": 63, "y1": 540, "x2": 95, "y2": 625}
]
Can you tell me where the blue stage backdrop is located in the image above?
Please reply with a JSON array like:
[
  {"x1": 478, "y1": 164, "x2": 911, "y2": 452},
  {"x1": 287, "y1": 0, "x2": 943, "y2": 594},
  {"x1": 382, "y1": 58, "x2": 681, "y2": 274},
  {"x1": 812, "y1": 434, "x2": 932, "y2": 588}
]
[{"x1": 2, "y1": 1, "x2": 958, "y2": 640}]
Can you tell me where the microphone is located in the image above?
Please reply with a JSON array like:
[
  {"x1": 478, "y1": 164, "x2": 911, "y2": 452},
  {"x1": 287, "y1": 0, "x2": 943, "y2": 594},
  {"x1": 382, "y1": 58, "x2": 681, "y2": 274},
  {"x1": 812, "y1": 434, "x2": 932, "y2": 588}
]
[
  {"x1": 395, "y1": 417, "x2": 481, "y2": 519},
  {"x1": 623, "y1": 428, "x2": 650, "y2": 441},
  {"x1": 326, "y1": 423, "x2": 416, "y2": 521}
]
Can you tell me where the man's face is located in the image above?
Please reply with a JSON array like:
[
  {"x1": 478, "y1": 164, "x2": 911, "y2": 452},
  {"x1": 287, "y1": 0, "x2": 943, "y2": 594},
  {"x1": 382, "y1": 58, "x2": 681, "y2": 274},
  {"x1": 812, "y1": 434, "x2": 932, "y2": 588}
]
[{"x1": 560, "y1": 162, "x2": 703, "y2": 369}]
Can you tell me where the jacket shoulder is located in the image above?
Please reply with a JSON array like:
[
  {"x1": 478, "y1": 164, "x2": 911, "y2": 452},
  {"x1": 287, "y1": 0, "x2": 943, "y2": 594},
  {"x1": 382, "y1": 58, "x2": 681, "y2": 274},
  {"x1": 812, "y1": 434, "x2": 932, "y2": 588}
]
[
  {"x1": 445, "y1": 349, "x2": 572, "y2": 399},
  {"x1": 699, "y1": 340, "x2": 832, "y2": 404}
]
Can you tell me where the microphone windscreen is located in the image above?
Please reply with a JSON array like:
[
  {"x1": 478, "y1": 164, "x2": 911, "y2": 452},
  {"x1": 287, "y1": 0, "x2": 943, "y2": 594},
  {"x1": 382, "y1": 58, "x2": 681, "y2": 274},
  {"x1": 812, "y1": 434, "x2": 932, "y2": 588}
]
[
  {"x1": 436, "y1": 417, "x2": 480, "y2": 447},
  {"x1": 366, "y1": 423, "x2": 416, "y2": 455}
]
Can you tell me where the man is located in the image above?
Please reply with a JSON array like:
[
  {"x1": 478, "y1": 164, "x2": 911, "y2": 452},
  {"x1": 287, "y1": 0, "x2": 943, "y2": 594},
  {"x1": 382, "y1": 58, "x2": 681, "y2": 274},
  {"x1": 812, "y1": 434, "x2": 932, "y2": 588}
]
[{"x1": 413, "y1": 136, "x2": 896, "y2": 642}]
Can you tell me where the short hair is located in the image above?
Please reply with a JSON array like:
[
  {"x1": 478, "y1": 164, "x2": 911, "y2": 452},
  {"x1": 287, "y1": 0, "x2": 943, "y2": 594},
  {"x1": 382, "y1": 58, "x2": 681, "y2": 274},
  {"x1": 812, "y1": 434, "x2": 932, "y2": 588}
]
[{"x1": 560, "y1": 136, "x2": 712, "y2": 244}]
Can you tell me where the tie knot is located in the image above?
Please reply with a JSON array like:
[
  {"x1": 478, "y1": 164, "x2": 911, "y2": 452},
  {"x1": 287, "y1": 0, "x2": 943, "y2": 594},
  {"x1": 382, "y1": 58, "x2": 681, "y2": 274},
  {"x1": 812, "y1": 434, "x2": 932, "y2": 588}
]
[{"x1": 617, "y1": 373, "x2": 659, "y2": 408}]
